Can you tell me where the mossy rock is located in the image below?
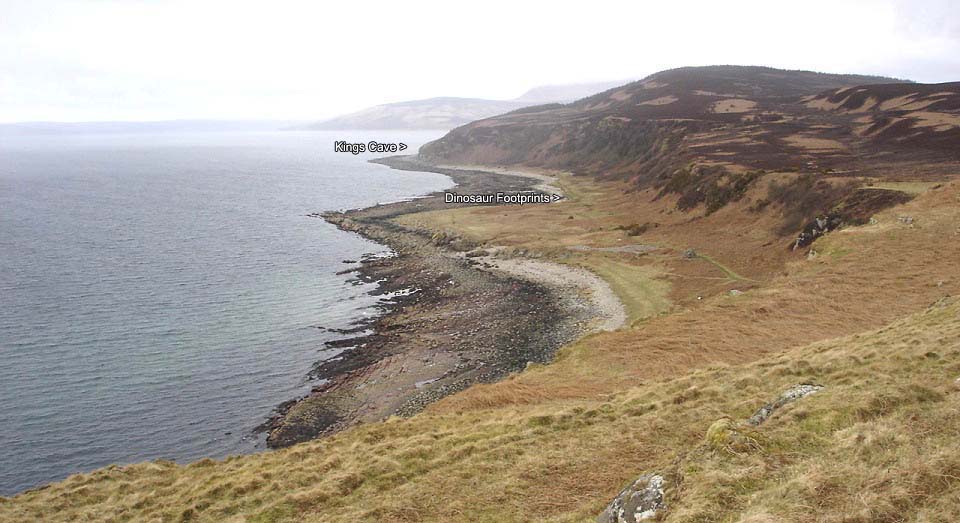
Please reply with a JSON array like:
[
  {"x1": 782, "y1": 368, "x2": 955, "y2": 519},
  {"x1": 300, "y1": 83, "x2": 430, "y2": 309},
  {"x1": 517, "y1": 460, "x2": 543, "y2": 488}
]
[{"x1": 704, "y1": 417, "x2": 764, "y2": 453}]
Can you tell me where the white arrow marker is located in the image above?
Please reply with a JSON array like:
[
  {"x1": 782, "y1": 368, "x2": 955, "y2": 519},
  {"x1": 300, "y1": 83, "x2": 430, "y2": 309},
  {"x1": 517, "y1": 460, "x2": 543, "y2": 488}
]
[{"x1": 398, "y1": 143, "x2": 408, "y2": 151}]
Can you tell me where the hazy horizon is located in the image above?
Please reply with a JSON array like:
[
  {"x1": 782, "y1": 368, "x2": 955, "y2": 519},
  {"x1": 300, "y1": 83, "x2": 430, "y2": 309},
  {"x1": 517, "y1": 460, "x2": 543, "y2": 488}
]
[{"x1": 2, "y1": 0, "x2": 958, "y2": 124}]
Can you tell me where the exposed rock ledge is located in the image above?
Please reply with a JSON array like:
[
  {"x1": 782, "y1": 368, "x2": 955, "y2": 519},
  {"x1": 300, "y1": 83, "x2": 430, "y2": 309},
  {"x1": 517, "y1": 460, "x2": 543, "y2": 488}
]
[{"x1": 599, "y1": 383, "x2": 824, "y2": 520}]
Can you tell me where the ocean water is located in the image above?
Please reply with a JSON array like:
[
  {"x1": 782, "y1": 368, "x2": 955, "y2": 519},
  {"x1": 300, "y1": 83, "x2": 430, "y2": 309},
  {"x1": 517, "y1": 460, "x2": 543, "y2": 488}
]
[{"x1": 0, "y1": 130, "x2": 452, "y2": 496}]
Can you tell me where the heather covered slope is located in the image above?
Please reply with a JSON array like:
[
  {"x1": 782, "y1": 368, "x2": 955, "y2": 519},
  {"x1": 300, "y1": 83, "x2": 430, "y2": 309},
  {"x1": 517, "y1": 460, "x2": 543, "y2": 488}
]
[
  {"x1": 419, "y1": 66, "x2": 920, "y2": 177},
  {"x1": 421, "y1": 67, "x2": 960, "y2": 187},
  {"x1": 421, "y1": 66, "x2": 960, "y2": 245},
  {"x1": 3, "y1": 169, "x2": 960, "y2": 523},
  {"x1": 4, "y1": 66, "x2": 960, "y2": 522},
  {"x1": 804, "y1": 81, "x2": 960, "y2": 151}
]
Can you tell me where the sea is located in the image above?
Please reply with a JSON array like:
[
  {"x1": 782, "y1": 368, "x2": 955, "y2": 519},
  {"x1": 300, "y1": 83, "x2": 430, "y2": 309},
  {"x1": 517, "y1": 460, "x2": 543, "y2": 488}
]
[{"x1": 0, "y1": 130, "x2": 453, "y2": 496}]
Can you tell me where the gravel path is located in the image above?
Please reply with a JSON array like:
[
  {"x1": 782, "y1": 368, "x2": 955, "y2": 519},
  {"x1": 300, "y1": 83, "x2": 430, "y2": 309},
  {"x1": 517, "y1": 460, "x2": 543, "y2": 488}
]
[
  {"x1": 476, "y1": 255, "x2": 628, "y2": 332},
  {"x1": 436, "y1": 163, "x2": 565, "y2": 198},
  {"x1": 414, "y1": 159, "x2": 630, "y2": 332},
  {"x1": 435, "y1": 164, "x2": 628, "y2": 330}
]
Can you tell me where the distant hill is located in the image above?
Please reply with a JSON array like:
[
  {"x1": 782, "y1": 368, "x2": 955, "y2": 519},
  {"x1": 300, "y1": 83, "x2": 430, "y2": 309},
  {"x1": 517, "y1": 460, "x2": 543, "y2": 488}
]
[
  {"x1": 302, "y1": 80, "x2": 634, "y2": 131},
  {"x1": 302, "y1": 97, "x2": 530, "y2": 131},
  {"x1": 7, "y1": 66, "x2": 960, "y2": 523},
  {"x1": 0, "y1": 120, "x2": 304, "y2": 136},
  {"x1": 513, "y1": 80, "x2": 633, "y2": 104},
  {"x1": 421, "y1": 65, "x2": 960, "y2": 242},
  {"x1": 421, "y1": 65, "x2": 943, "y2": 185}
]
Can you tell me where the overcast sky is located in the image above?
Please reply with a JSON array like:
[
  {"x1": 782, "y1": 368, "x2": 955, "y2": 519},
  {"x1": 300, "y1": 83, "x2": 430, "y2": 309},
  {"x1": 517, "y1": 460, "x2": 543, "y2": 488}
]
[{"x1": 1, "y1": 0, "x2": 958, "y2": 123}]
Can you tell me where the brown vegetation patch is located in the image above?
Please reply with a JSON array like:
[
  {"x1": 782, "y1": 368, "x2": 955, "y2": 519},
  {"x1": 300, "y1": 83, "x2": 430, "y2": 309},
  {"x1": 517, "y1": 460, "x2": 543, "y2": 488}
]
[
  {"x1": 878, "y1": 93, "x2": 938, "y2": 111},
  {"x1": 10, "y1": 68, "x2": 960, "y2": 523},
  {"x1": 6, "y1": 165, "x2": 960, "y2": 522},
  {"x1": 783, "y1": 134, "x2": 846, "y2": 152},
  {"x1": 909, "y1": 111, "x2": 960, "y2": 130},
  {"x1": 658, "y1": 165, "x2": 765, "y2": 214},
  {"x1": 639, "y1": 95, "x2": 679, "y2": 106},
  {"x1": 710, "y1": 98, "x2": 757, "y2": 113},
  {"x1": 833, "y1": 188, "x2": 914, "y2": 224}
]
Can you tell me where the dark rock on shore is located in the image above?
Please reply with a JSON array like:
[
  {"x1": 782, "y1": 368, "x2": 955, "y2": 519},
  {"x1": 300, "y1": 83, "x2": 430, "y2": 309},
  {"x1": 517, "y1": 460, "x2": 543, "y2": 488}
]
[{"x1": 261, "y1": 157, "x2": 592, "y2": 448}]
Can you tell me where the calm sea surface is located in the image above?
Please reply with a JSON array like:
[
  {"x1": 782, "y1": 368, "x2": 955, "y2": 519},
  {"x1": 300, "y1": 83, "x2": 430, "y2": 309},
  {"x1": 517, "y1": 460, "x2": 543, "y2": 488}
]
[{"x1": 0, "y1": 130, "x2": 452, "y2": 495}]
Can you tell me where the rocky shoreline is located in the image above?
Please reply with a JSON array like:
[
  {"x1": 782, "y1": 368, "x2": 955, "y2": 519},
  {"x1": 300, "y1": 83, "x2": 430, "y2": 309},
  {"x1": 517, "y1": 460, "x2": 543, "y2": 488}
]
[{"x1": 258, "y1": 156, "x2": 605, "y2": 448}]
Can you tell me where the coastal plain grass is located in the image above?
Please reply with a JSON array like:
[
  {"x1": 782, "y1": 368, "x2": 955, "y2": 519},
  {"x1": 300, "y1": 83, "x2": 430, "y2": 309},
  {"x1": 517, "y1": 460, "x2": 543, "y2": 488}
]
[
  {"x1": 4, "y1": 297, "x2": 959, "y2": 522},
  {"x1": 569, "y1": 255, "x2": 670, "y2": 325},
  {"x1": 4, "y1": 176, "x2": 960, "y2": 522}
]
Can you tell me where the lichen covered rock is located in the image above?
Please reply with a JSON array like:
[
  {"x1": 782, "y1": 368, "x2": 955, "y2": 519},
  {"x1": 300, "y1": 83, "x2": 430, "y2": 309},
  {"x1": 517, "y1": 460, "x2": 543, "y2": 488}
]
[
  {"x1": 597, "y1": 473, "x2": 666, "y2": 523},
  {"x1": 746, "y1": 383, "x2": 823, "y2": 426}
]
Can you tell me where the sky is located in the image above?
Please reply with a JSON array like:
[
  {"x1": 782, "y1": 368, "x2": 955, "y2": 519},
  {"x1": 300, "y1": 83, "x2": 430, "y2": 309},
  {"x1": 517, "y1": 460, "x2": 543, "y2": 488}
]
[{"x1": 1, "y1": 0, "x2": 958, "y2": 123}]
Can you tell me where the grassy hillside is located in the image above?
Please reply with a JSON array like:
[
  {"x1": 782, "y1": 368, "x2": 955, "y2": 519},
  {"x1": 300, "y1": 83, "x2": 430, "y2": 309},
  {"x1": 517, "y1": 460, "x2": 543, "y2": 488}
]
[
  {"x1": 419, "y1": 66, "x2": 917, "y2": 176},
  {"x1": 5, "y1": 66, "x2": 959, "y2": 521},
  {"x1": 4, "y1": 156, "x2": 959, "y2": 521},
  {"x1": 421, "y1": 67, "x2": 960, "y2": 245}
]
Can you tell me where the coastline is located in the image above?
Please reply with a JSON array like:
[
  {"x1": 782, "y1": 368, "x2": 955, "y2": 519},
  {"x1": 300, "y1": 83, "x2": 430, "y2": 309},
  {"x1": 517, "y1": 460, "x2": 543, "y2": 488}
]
[{"x1": 260, "y1": 156, "x2": 619, "y2": 447}]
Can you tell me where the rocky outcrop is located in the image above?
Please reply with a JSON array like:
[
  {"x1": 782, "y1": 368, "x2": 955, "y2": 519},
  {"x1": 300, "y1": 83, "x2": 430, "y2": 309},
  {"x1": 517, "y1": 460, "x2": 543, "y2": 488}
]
[
  {"x1": 601, "y1": 383, "x2": 824, "y2": 520},
  {"x1": 746, "y1": 383, "x2": 823, "y2": 426},
  {"x1": 791, "y1": 189, "x2": 914, "y2": 250},
  {"x1": 703, "y1": 383, "x2": 824, "y2": 454},
  {"x1": 792, "y1": 214, "x2": 843, "y2": 250},
  {"x1": 597, "y1": 473, "x2": 666, "y2": 523}
]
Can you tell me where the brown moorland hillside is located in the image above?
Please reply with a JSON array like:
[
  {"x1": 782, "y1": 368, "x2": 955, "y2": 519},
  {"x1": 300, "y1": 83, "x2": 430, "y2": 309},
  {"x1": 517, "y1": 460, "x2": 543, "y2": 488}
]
[
  {"x1": 3, "y1": 67, "x2": 960, "y2": 522},
  {"x1": 422, "y1": 66, "x2": 960, "y2": 243},
  {"x1": 805, "y1": 81, "x2": 960, "y2": 151},
  {"x1": 3, "y1": 179, "x2": 959, "y2": 521}
]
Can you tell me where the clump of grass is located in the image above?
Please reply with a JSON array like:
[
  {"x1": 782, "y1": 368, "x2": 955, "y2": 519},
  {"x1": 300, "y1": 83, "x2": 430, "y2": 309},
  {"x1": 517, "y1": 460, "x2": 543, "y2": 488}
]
[
  {"x1": 617, "y1": 222, "x2": 658, "y2": 236},
  {"x1": 704, "y1": 417, "x2": 765, "y2": 454}
]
